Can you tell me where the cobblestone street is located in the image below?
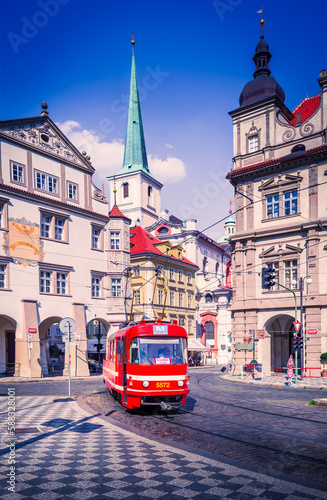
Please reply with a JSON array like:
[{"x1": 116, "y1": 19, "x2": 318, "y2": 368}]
[{"x1": 1, "y1": 369, "x2": 326, "y2": 498}]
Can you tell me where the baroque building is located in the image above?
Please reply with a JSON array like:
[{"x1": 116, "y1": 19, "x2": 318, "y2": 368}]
[
  {"x1": 129, "y1": 225, "x2": 199, "y2": 344},
  {"x1": 0, "y1": 103, "x2": 130, "y2": 377},
  {"x1": 147, "y1": 212, "x2": 232, "y2": 363},
  {"x1": 228, "y1": 20, "x2": 327, "y2": 376}
]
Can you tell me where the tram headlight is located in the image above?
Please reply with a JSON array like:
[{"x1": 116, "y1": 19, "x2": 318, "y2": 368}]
[
  {"x1": 142, "y1": 380, "x2": 150, "y2": 388},
  {"x1": 177, "y1": 380, "x2": 184, "y2": 387}
]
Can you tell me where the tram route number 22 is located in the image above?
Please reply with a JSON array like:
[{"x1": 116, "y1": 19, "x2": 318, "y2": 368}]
[{"x1": 156, "y1": 382, "x2": 170, "y2": 389}]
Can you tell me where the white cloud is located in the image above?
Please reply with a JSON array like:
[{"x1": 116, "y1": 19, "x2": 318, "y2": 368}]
[
  {"x1": 165, "y1": 143, "x2": 174, "y2": 149},
  {"x1": 148, "y1": 156, "x2": 186, "y2": 184},
  {"x1": 56, "y1": 120, "x2": 187, "y2": 185}
]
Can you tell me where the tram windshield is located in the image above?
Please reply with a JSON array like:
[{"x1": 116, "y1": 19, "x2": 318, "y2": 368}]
[{"x1": 129, "y1": 337, "x2": 188, "y2": 365}]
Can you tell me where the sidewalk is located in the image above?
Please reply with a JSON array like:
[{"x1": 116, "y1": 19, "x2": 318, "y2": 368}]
[
  {"x1": 220, "y1": 372, "x2": 327, "y2": 390},
  {"x1": 0, "y1": 374, "x2": 103, "y2": 384}
]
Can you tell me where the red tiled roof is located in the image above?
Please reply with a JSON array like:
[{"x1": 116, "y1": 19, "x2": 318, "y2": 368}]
[
  {"x1": 229, "y1": 143, "x2": 327, "y2": 179},
  {"x1": 109, "y1": 205, "x2": 129, "y2": 219},
  {"x1": 289, "y1": 95, "x2": 321, "y2": 126},
  {"x1": 130, "y1": 226, "x2": 197, "y2": 267}
]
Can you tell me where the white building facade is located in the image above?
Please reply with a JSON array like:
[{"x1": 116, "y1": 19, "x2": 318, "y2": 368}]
[
  {"x1": 147, "y1": 212, "x2": 232, "y2": 364},
  {"x1": 228, "y1": 23, "x2": 327, "y2": 376},
  {"x1": 0, "y1": 104, "x2": 130, "y2": 377}
]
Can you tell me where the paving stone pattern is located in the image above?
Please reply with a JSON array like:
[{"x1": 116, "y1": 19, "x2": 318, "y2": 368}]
[{"x1": 1, "y1": 396, "x2": 327, "y2": 499}]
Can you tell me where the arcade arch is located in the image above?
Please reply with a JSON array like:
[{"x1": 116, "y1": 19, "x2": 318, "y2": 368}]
[
  {"x1": 264, "y1": 314, "x2": 295, "y2": 372},
  {"x1": 39, "y1": 316, "x2": 64, "y2": 376},
  {"x1": 86, "y1": 318, "x2": 110, "y2": 371},
  {"x1": 0, "y1": 315, "x2": 17, "y2": 376}
]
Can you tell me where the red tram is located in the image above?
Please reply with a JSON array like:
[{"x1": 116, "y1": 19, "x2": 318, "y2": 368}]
[{"x1": 103, "y1": 319, "x2": 190, "y2": 409}]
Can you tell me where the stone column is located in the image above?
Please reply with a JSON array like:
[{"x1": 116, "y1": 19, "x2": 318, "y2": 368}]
[{"x1": 20, "y1": 299, "x2": 41, "y2": 378}]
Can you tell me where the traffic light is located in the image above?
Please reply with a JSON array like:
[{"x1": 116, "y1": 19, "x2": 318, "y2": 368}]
[
  {"x1": 293, "y1": 337, "x2": 303, "y2": 350},
  {"x1": 262, "y1": 266, "x2": 275, "y2": 289},
  {"x1": 94, "y1": 343, "x2": 103, "y2": 351}
]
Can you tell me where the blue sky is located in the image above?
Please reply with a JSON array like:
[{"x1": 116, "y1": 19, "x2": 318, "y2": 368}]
[{"x1": 1, "y1": 0, "x2": 326, "y2": 239}]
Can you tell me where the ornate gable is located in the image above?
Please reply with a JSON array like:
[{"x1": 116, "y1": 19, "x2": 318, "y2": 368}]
[
  {"x1": 259, "y1": 173, "x2": 302, "y2": 191},
  {"x1": 0, "y1": 116, "x2": 94, "y2": 173},
  {"x1": 259, "y1": 244, "x2": 303, "y2": 258}
]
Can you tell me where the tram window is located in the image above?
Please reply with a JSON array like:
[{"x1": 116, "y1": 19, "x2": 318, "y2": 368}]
[{"x1": 129, "y1": 337, "x2": 187, "y2": 365}]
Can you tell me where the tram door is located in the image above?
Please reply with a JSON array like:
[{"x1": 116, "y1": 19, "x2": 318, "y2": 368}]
[{"x1": 122, "y1": 338, "x2": 127, "y2": 405}]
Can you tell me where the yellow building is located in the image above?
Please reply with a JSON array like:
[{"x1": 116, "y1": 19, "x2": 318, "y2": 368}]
[{"x1": 129, "y1": 225, "x2": 198, "y2": 339}]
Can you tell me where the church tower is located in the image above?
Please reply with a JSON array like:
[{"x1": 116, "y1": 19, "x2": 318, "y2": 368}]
[{"x1": 108, "y1": 40, "x2": 162, "y2": 227}]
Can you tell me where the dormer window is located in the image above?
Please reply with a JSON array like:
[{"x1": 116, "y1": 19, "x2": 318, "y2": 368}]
[
  {"x1": 248, "y1": 134, "x2": 259, "y2": 153},
  {"x1": 291, "y1": 144, "x2": 306, "y2": 153},
  {"x1": 158, "y1": 226, "x2": 169, "y2": 234}
]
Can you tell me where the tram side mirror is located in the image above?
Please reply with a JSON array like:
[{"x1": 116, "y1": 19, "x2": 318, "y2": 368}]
[{"x1": 116, "y1": 341, "x2": 123, "y2": 354}]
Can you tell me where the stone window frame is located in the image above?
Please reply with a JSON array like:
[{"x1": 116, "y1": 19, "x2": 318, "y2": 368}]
[
  {"x1": 262, "y1": 258, "x2": 298, "y2": 292},
  {"x1": 245, "y1": 124, "x2": 261, "y2": 154},
  {"x1": 91, "y1": 224, "x2": 104, "y2": 251},
  {"x1": 10, "y1": 160, "x2": 26, "y2": 187},
  {"x1": 260, "y1": 176, "x2": 302, "y2": 222},
  {"x1": 110, "y1": 231, "x2": 120, "y2": 250},
  {"x1": 67, "y1": 180, "x2": 79, "y2": 203},
  {"x1": 134, "y1": 288, "x2": 141, "y2": 305},
  {"x1": 111, "y1": 277, "x2": 122, "y2": 297},
  {"x1": 0, "y1": 197, "x2": 9, "y2": 230},
  {"x1": 39, "y1": 262, "x2": 73, "y2": 296},
  {"x1": 169, "y1": 290, "x2": 175, "y2": 306},
  {"x1": 122, "y1": 182, "x2": 129, "y2": 199},
  {"x1": 169, "y1": 267, "x2": 175, "y2": 281},
  {"x1": 34, "y1": 169, "x2": 59, "y2": 196},
  {"x1": 39, "y1": 209, "x2": 69, "y2": 243},
  {"x1": 91, "y1": 271, "x2": 106, "y2": 299},
  {"x1": 0, "y1": 258, "x2": 11, "y2": 291}
]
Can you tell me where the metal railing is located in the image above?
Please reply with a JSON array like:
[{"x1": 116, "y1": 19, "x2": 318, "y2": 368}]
[{"x1": 271, "y1": 366, "x2": 322, "y2": 378}]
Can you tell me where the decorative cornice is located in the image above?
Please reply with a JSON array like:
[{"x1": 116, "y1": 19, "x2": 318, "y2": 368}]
[{"x1": 0, "y1": 182, "x2": 109, "y2": 223}]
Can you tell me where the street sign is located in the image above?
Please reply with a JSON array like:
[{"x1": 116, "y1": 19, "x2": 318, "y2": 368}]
[
  {"x1": 293, "y1": 321, "x2": 301, "y2": 334},
  {"x1": 59, "y1": 317, "x2": 77, "y2": 335},
  {"x1": 28, "y1": 328, "x2": 37, "y2": 334},
  {"x1": 256, "y1": 329, "x2": 265, "y2": 339},
  {"x1": 235, "y1": 342, "x2": 254, "y2": 351},
  {"x1": 62, "y1": 334, "x2": 75, "y2": 343},
  {"x1": 287, "y1": 355, "x2": 295, "y2": 368},
  {"x1": 59, "y1": 317, "x2": 77, "y2": 401},
  {"x1": 287, "y1": 367, "x2": 293, "y2": 379},
  {"x1": 307, "y1": 329, "x2": 318, "y2": 335}
]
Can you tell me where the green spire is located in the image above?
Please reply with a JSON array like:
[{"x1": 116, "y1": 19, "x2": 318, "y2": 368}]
[{"x1": 120, "y1": 41, "x2": 150, "y2": 175}]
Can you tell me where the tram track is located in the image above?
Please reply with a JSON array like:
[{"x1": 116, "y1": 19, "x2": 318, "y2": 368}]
[
  {"x1": 84, "y1": 373, "x2": 327, "y2": 485},
  {"x1": 191, "y1": 372, "x2": 327, "y2": 425}
]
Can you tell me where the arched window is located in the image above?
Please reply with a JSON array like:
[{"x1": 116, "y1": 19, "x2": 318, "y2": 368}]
[
  {"x1": 158, "y1": 226, "x2": 169, "y2": 234},
  {"x1": 226, "y1": 261, "x2": 232, "y2": 288},
  {"x1": 205, "y1": 321, "x2": 214, "y2": 342},
  {"x1": 203, "y1": 256, "x2": 208, "y2": 274},
  {"x1": 148, "y1": 185, "x2": 153, "y2": 203},
  {"x1": 215, "y1": 262, "x2": 220, "y2": 277},
  {"x1": 291, "y1": 144, "x2": 306, "y2": 153},
  {"x1": 205, "y1": 293, "x2": 212, "y2": 303},
  {"x1": 123, "y1": 183, "x2": 129, "y2": 198}
]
